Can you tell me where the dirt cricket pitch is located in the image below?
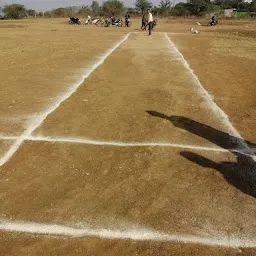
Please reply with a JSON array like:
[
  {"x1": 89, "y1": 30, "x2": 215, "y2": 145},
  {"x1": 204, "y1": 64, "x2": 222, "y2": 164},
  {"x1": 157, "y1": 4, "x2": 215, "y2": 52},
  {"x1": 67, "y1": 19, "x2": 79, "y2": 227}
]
[{"x1": 0, "y1": 18, "x2": 256, "y2": 256}]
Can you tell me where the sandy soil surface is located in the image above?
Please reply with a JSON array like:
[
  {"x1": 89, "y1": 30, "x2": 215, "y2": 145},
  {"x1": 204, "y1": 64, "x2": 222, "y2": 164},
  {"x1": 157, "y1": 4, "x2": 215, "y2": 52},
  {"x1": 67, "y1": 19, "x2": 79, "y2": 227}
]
[
  {"x1": 0, "y1": 142, "x2": 255, "y2": 233},
  {"x1": 1, "y1": 231, "x2": 256, "y2": 256},
  {"x1": 0, "y1": 18, "x2": 255, "y2": 255},
  {"x1": 169, "y1": 31, "x2": 256, "y2": 142},
  {"x1": 0, "y1": 19, "x2": 126, "y2": 135},
  {"x1": 0, "y1": 141, "x2": 12, "y2": 157},
  {"x1": 35, "y1": 33, "x2": 236, "y2": 147}
]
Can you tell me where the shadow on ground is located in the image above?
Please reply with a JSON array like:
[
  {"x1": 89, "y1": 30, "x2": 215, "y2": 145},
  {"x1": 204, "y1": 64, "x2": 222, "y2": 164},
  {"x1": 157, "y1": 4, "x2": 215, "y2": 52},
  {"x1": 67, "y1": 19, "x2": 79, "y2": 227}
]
[{"x1": 147, "y1": 111, "x2": 256, "y2": 198}]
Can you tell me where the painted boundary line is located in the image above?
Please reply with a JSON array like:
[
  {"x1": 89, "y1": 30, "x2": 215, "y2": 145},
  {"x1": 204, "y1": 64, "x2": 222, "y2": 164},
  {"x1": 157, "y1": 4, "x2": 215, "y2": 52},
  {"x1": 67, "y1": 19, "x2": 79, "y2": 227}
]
[
  {"x1": 164, "y1": 33, "x2": 255, "y2": 160},
  {"x1": 0, "y1": 134, "x2": 255, "y2": 156},
  {"x1": 0, "y1": 33, "x2": 130, "y2": 167},
  {"x1": 0, "y1": 33, "x2": 254, "y2": 163},
  {"x1": 0, "y1": 219, "x2": 256, "y2": 248}
]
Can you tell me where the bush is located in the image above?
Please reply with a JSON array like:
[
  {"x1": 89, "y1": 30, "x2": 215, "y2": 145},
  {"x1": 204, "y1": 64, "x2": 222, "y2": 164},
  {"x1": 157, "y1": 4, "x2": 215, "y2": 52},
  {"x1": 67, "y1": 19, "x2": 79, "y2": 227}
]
[
  {"x1": 170, "y1": 3, "x2": 191, "y2": 16},
  {"x1": 186, "y1": 0, "x2": 215, "y2": 16},
  {"x1": 51, "y1": 7, "x2": 73, "y2": 17},
  {"x1": 102, "y1": 0, "x2": 124, "y2": 16},
  {"x1": 27, "y1": 9, "x2": 37, "y2": 17},
  {"x1": 170, "y1": 0, "x2": 216, "y2": 16},
  {"x1": 250, "y1": 0, "x2": 256, "y2": 12},
  {"x1": 135, "y1": 0, "x2": 152, "y2": 14},
  {"x1": 235, "y1": 11, "x2": 251, "y2": 18},
  {"x1": 77, "y1": 6, "x2": 92, "y2": 16},
  {"x1": 3, "y1": 4, "x2": 27, "y2": 19},
  {"x1": 43, "y1": 11, "x2": 52, "y2": 18},
  {"x1": 91, "y1": 1, "x2": 101, "y2": 14}
]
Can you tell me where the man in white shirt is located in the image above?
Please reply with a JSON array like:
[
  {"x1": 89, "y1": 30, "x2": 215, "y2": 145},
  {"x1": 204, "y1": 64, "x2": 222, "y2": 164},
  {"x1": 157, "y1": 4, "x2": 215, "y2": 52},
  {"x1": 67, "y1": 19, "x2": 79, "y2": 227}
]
[
  {"x1": 86, "y1": 15, "x2": 91, "y2": 24},
  {"x1": 147, "y1": 9, "x2": 153, "y2": 36}
]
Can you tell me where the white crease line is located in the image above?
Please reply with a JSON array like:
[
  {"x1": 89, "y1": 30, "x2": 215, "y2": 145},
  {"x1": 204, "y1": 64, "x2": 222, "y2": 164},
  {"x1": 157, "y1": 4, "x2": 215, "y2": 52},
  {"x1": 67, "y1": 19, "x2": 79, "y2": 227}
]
[
  {"x1": 164, "y1": 33, "x2": 255, "y2": 160},
  {"x1": 132, "y1": 32, "x2": 185, "y2": 34},
  {"x1": 0, "y1": 34, "x2": 130, "y2": 167},
  {"x1": 0, "y1": 219, "x2": 256, "y2": 248},
  {"x1": 166, "y1": 32, "x2": 187, "y2": 35},
  {"x1": 28, "y1": 135, "x2": 230, "y2": 152},
  {"x1": 0, "y1": 135, "x2": 18, "y2": 140},
  {"x1": 1, "y1": 134, "x2": 255, "y2": 156},
  {"x1": 23, "y1": 136, "x2": 256, "y2": 157}
]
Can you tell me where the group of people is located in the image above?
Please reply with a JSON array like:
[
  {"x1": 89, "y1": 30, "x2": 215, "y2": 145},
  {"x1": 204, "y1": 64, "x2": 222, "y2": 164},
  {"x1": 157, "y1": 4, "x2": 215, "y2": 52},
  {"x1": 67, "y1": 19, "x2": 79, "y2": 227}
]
[
  {"x1": 141, "y1": 9, "x2": 154, "y2": 35},
  {"x1": 125, "y1": 9, "x2": 155, "y2": 35},
  {"x1": 85, "y1": 9, "x2": 155, "y2": 34}
]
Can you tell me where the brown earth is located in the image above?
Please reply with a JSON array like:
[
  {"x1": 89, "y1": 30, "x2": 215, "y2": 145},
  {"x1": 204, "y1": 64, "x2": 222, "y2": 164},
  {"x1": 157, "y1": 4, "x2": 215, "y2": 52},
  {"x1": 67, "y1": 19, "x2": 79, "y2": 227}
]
[
  {"x1": 0, "y1": 141, "x2": 12, "y2": 157},
  {"x1": 169, "y1": 31, "x2": 256, "y2": 142},
  {"x1": 1, "y1": 231, "x2": 256, "y2": 256},
  {"x1": 0, "y1": 19, "x2": 126, "y2": 135},
  {"x1": 35, "y1": 33, "x2": 234, "y2": 145},
  {"x1": 0, "y1": 18, "x2": 255, "y2": 255}
]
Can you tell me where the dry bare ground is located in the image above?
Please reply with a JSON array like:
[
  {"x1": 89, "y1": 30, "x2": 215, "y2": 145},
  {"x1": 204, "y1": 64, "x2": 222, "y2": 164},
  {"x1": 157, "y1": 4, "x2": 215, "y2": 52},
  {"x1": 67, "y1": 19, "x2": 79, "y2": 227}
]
[{"x1": 0, "y1": 18, "x2": 255, "y2": 256}]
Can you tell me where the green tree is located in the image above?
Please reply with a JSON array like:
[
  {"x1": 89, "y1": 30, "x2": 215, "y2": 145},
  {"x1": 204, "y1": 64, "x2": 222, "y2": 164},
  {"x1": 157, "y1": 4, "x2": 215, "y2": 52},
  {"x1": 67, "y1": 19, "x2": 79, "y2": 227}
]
[
  {"x1": 77, "y1": 5, "x2": 91, "y2": 16},
  {"x1": 214, "y1": 0, "x2": 243, "y2": 9},
  {"x1": 187, "y1": 0, "x2": 214, "y2": 16},
  {"x1": 250, "y1": 0, "x2": 256, "y2": 12},
  {"x1": 170, "y1": 2, "x2": 191, "y2": 16},
  {"x1": 237, "y1": 1, "x2": 251, "y2": 11},
  {"x1": 44, "y1": 11, "x2": 52, "y2": 17},
  {"x1": 52, "y1": 7, "x2": 72, "y2": 17},
  {"x1": 152, "y1": 5, "x2": 160, "y2": 15},
  {"x1": 135, "y1": 0, "x2": 152, "y2": 14},
  {"x1": 91, "y1": 1, "x2": 101, "y2": 14},
  {"x1": 102, "y1": 0, "x2": 124, "y2": 16},
  {"x1": 27, "y1": 9, "x2": 37, "y2": 17},
  {"x1": 159, "y1": 0, "x2": 171, "y2": 17},
  {"x1": 3, "y1": 4, "x2": 27, "y2": 19}
]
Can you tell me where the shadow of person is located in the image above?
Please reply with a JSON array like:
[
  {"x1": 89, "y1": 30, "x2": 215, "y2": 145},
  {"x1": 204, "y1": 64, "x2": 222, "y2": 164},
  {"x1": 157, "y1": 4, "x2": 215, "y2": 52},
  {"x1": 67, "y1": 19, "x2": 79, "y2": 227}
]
[
  {"x1": 146, "y1": 111, "x2": 256, "y2": 198},
  {"x1": 181, "y1": 151, "x2": 256, "y2": 198}
]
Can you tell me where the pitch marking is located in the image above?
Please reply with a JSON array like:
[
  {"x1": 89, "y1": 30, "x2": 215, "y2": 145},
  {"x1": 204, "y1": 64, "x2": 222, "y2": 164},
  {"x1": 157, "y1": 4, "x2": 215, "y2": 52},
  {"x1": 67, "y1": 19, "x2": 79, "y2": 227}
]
[
  {"x1": 164, "y1": 33, "x2": 255, "y2": 160},
  {"x1": 0, "y1": 134, "x2": 255, "y2": 156},
  {"x1": 0, "y1": 219, "x2": 256, "y2": 248},
  {"x1": 0, "y1": 34, "x2": 130, "y2": 167}
]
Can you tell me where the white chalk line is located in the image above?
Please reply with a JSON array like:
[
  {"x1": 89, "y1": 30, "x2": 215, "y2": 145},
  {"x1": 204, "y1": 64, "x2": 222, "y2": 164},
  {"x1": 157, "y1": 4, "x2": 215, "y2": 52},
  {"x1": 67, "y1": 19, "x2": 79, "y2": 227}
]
[
  {"x1": 165, "y1": 32, "x2": 187, "y2": 35},
  {"x1": 0, "y1": 134, "x2": 255, "y2": 156},
  {"x1": 133, "y1": 32, "x2": 187, "y2": 35},
  {"x1": 0, "y1": 219, "x2": 256, "y2": 248},
  {"x1": 164, "y1": 33, "x2": 255, "y2": 160},
  {"x1": 0, "y1": 33, "x2": 130, "y2": 167},
  {"x1": 1, "y1": 33, "x2": 254, "y2": 162},
  {"x1": 0, "y1": 135, "x2": 17, "y2": 140},
  {"x1": 1, "y1": 35, "x2": 255, "y2": 247}
]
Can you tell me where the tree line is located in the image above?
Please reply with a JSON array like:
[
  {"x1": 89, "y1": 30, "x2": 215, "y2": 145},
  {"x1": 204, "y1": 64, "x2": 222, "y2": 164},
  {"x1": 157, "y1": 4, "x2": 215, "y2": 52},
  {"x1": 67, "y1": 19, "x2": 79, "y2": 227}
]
[
  {"x1": 0, "y1": 0, "x2": 256, "y2": 19},
  {"x1": 171, "y1": 0, "x2": 256, "y2": 16}
]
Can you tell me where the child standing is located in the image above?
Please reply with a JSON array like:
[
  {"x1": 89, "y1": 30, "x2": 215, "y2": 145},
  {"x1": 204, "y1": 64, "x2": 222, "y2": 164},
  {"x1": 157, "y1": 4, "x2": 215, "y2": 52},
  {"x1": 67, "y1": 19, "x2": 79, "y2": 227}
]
[{"x1": 141, "y1": 14, "x2": 146, "y2": 31}]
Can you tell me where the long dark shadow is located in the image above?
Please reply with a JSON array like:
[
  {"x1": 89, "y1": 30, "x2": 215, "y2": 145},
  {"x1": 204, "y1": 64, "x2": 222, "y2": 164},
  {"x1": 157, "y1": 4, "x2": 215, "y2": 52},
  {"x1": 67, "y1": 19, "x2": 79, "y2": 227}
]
[
  {"x1": 147, "y1": 111, "x2": 256, "y2": 198},
  {"x1": 146, "y1": 111, "x2": 255, "y2": 156}
]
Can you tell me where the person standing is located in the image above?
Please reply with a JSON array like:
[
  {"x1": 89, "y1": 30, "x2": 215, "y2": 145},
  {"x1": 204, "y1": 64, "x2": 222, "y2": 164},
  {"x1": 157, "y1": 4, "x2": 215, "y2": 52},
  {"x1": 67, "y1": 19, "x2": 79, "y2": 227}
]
[
  {"x1": 85, "y1": 15, "x2": 91, "y2": 25},
  {"x1": 141, "y1": 14, "x2": 146, "y2": 31},
  {"x1": 146, "y1": 9, "x2": 153, "y2": 36},
  {"x1": 125, "y1": 12, "x2": 131, "y2": 27}
]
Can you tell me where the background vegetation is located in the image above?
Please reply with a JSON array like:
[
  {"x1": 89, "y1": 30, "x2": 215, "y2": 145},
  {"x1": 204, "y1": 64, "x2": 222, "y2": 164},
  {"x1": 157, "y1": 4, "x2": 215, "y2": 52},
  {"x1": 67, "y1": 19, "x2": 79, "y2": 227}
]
[{"x1": 0, "y1": 0, "x2": 255, "y2": 19}]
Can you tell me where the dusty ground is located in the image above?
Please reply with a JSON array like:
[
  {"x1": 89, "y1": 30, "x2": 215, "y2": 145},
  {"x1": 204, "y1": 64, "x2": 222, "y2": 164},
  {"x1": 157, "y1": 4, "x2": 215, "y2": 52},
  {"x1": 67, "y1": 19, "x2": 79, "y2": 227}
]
[
  {"x1": 0, "y1": 19, "x2": 125, "y2": 135},
  {"x1": 0, "y1": 18, "x2": 255, "y2": 255},
  {"x1": 2, "y1": 231, "x2": 256, "y2": 256}
]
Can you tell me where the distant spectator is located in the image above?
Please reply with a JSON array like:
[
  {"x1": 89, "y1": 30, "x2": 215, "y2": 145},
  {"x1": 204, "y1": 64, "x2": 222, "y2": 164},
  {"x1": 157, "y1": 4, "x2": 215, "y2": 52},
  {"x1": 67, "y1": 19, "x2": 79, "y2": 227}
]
[
  {"x1": 141, "y1": 14, "x2": 146, "y2": 31},
  {"x1": 146, "y1": 9, "x2": 153, "y2": 36}
]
